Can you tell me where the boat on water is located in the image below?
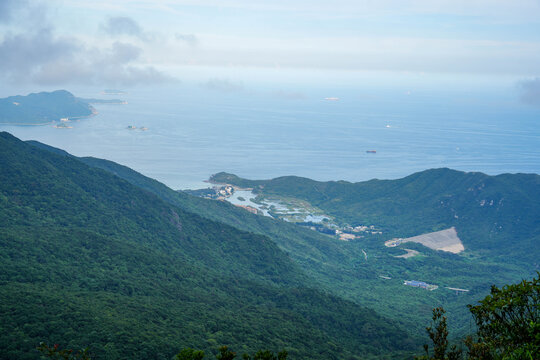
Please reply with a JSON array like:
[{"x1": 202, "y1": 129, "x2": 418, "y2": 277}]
[
  {"x1": 54, "y1": 123, "x2": 73, "y2": 129},
  {"x1": 140, "y1": 127, "x2": 148, "y2": 131},
  {"x1": 366, "y1": 150, "x2": 377, "y2": 153},
  {"x1": 127, "y1": 125, "x2": 137, "y2": 130}
]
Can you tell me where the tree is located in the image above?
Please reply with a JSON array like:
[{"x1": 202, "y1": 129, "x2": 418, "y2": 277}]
[
  {"x1": 216, "y1": 346, "x2": 236, "y2": 360},
  {"x1": 418, "y1": 273, "x2": 539, "y2": 360},
  {"x1": 416, "y1": 307, "x2": 462, "y2": 360},
  {"x1": 466, "y1": 273, "x2": 539, "y2": 359},
  {"x1": 37, "y1": 343, "x2": 91, "y2": 360},
  {"x1": 242, "y1": 350, "x2": 288, "y2": 360},
  {"x1": 175, "y1": 348, "x2": 205, "y2": 360}
]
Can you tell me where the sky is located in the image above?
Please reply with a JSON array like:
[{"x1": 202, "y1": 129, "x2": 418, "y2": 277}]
[{"x1": 1, "y1": 0, "x2": 540, "y2": 101}]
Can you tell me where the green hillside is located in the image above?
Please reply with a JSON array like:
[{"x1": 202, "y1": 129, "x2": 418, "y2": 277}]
[
  {"x1": 210, "y1": 170, "x2": 540, "y2": 262},
  {"x1": 29, "y1": 141, "x2": 538, "y2": 339},
  {"x1": 29, "y1": 141, "x2": 359, "y2": 295},
  {"x1": 0, "y1": 132, "x2": 415, "y2": 359},
  {"x1": 0, "y1": 90, "x2": 94, "y2": 124},
  {"x1": 199, "y1": 172, "x2": 538, "y2": 336}
]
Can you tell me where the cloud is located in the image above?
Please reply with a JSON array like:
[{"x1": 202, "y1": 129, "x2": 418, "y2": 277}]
[
  {"x1": 0, "y1": 0, "x2": 47, "y2": 26},
  {"x1": 0, "y1": 0, "x2": 22, "y2": 23},
  {"x1": 109, "y1": 42, "x2": 142, "y2": 62},
  {"x1": 63, "y1": 0, "x2": 540, "y2": 22},
  {"x1": 8, "y1": 0, "x2": 538, "y2": 80},
  {"x1": 0, "y1": 28, "x2": 79, "y2": 81},
  {"x1": 101, "y1": 16, "x2": 146, "y2": 39},
  {"x1": 0, "y1": 4, "x2": 175, "y2": 87},
  {"x1": 0, "y1": 29, "x2": 175, "y2": 86},
  {"x1": 201, "y1": 78, "x2": 245, "y2": 93},
  {"x1": 34, "y1": 60, "x2": 174, "y2": 87},
  {"x1": 175, "y1": 33, "x2": 198, "y2": 47},
  {"x1": 32, "y1": 41, "x2": 176, "y2": 86},
  {"x1": 157, "y1": 33, "x2": 540, "y2": 75},
  {"x1": 519, "y1": 78, "x2": 540, "y2": 106}
]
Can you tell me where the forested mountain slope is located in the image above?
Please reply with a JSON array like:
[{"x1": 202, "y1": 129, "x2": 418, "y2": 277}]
[
  {"x1": 28, "y1": 140, "x2": 358, "y2": 291},
  {"x1": 28, "y1": 140, "x2": 538, "y2": 339},
  {"x1": 0, "y1": 132, "x2": 416, "y2": 359}
]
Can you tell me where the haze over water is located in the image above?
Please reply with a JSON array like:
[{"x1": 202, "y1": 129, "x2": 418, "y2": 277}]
[{"x1": 2, "y1": 70, "x2": 539, "y2": 190}]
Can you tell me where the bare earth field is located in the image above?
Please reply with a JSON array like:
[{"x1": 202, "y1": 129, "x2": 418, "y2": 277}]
[
  {"x1": 385, "y1": 227, "x2": 465, "y2": 254},
  {"x1": 395, "y1": 249, "x2": 420, "y2": 258},
  {"x1": 401, "y1": 227, "x2": 464, "y2": 254}
]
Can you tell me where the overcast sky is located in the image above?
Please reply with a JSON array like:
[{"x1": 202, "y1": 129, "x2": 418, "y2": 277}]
[{"x1": 1, "y1": 0, "x2": 540, "y2": 88}]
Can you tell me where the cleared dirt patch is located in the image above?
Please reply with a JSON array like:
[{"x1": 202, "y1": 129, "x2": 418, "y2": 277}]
[
  {"x1": 401, "y1": 227, "x2": 464, "y2": 254},
  {"x1": 395, "y1": 249, "x2": 420, "y2": 258}
]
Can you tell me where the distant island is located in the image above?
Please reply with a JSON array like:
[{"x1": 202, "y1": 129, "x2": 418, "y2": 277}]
[{"x1": 0, "y1": 90, "x2": 125, "y2": 125}]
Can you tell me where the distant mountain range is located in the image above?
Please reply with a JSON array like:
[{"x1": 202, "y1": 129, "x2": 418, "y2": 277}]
[{"x1": 0, "y1": 90, "x2": 125, "y2": 125}]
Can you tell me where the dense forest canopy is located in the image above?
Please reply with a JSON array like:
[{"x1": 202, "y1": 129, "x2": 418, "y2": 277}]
[
  {"x1": 0, "y1": 132, "x2": 415, "y2": 359},
  {"x1": 29, "y1": 138, "x2": 539, "y2": 340}
]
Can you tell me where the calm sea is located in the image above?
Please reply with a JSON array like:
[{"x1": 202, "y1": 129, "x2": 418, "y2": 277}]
[{"x1": 2, "y1": 70, "x2": 539, "y2": 189}]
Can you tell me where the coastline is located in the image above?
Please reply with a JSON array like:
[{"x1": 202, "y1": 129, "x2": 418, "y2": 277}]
[
  {"x1": 0, "y1": 121, "x2": 54, "y2": 126},
  {"x1": 0, "y1": 107, "x2": 98, "y2": 126}
]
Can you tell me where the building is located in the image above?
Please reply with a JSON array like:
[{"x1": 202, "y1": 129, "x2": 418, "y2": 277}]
[
  {"x1": 403, "y1": 280, "x2": 438, "y2": 291},
  {"x1": 404, "y1": 280, "x2": 428, "y2": 288}
]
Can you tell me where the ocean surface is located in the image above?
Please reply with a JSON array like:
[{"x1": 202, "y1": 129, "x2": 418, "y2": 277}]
[{"x1": 2, "y1": 70, "x2": 539, "y2": 190}]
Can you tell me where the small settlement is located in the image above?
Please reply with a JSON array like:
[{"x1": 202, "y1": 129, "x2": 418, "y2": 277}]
[
  {"x1": 403, "y1": 280, "x2": 438, "y2": 291},
  {"x1": 190, "y1": 184, "x2": 383, "y2": 241}
]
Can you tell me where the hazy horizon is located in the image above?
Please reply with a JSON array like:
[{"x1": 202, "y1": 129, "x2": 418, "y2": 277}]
[
  {"x1": 2, "y1": 73, "x2": 539, "y2": 190},
  {"x1": 1, "y1": 1, "x2": 540, "y2": 85},
  {"x1": 1, "y1": 1, "x2": 539, "y2": 189}
]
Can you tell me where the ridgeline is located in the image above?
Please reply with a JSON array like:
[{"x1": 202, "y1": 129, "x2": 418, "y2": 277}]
[{"x1": 0, "y1": 132, "x2": 415, "y2": 359}]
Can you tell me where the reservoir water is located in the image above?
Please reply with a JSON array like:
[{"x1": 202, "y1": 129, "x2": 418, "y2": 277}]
[{"x1": 2, "y1": 70, "x2": 539, "y2": 190}]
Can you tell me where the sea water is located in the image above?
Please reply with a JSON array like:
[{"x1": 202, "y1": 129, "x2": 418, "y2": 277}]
[{"x1": 2, "y1": 69, "x2": 539, "y2": 190}]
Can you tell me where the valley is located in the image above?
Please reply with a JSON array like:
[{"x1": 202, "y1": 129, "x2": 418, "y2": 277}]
[
  {"x1": 58, "y1": 151, "x2": 537, "y2": 341},
  {"x1": 0, "y1": 132, "x2": 417, "y2": 359},
  {"x1": 2, "y1": 0, "x2": 539, "y2": 357},
  {"x1": 196, "y1": 171, "x2": 539, "y2": 337},
  {"x1": 1, "y1": 132, "x2": 538, "y2": 358}
]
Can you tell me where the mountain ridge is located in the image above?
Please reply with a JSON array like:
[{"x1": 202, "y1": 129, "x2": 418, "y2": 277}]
[
  {"x1": 26, "y1": 137, "x2": 538, "y2": 339},
  {"x1": 1, "y1": 132, "x2": 415, "y2": 359},
  {"x1": 210, "y1": 169, "x2": 540, "y2": 261}
]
